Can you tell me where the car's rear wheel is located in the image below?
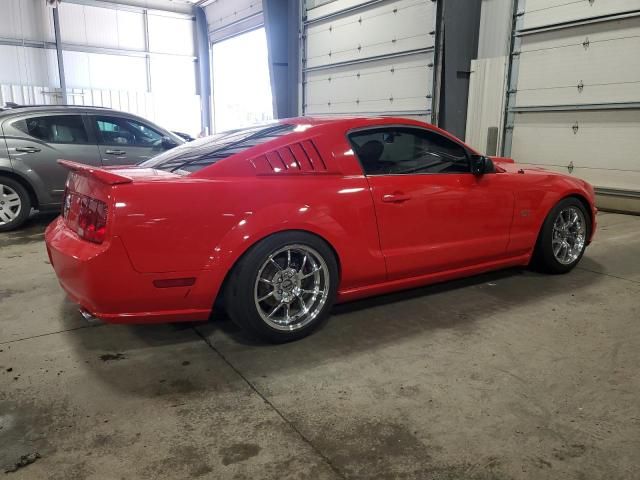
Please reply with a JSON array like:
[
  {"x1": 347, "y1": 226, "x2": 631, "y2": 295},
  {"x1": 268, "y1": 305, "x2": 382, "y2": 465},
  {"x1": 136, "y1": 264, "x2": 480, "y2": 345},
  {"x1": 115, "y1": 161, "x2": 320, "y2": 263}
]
[
  {"x1": 533, "y1": 197, "x2": 590, "y2": 274},
  {"x1": 225, "y1": 231, "x2": 338, "y2": 343},
  {"x1": 0, "y1": 177, "x2": 31, "y2": 232}
]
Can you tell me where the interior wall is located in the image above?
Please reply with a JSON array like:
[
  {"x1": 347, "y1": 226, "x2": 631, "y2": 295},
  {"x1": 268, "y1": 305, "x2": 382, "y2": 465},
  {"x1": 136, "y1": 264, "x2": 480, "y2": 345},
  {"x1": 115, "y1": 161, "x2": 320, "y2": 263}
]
[
  {"x1": 0, "y1": 0, "x2": 201, "y2": 135},
  {"x1": 464, "y1": 0, "x2": 513, "y2": 152},
  {"x1": 0, "y1": 0, "x2": 58, "y2": 88},
  {"x1": 438, "y1": 0, "x2": 482, "y2": 140}
]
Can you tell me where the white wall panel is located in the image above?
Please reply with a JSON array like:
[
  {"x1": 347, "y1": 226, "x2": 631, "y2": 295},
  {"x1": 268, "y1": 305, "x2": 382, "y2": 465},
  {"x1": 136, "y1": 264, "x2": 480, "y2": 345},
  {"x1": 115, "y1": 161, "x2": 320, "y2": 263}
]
[
  {"x1": 516, "y1": 16, "x2": 640, "y2": 107},
  {"x1": 523, "y1": 0, "x2": 640, "y2": 30},
  {"x1": 59, "y1": 3, "x2": 146, "y2": 51},
  {"x1": 0, "y1": 84, "x2": 62, "y2": 106},
  {"x1": 63, "y1": 51, "x2": 148, "y2": 91},
  {"x1": 305, "y1": 53, "x2": 433, "y2": 115},
  {"x1": 0, "y1": 0, "x2": 55, "y2": 42},
  {"x1": 303, "y1": 0, "x2": 436, "y2": 118},
  {"x1": 465, "y1": 56, "x2": 507, "y2": 152},
  {"x1": 511, "y1": 109, "x2": 640, "y2": 191},
  {"x1": 148, "y1": 12, "x2": 195, "y2": 55},
  {"x1": 0, "y1": 46, "x2": 59, "y2": 87},
  {"x1": 477, "y1": 0, "x2": 513, "y2": 58}
]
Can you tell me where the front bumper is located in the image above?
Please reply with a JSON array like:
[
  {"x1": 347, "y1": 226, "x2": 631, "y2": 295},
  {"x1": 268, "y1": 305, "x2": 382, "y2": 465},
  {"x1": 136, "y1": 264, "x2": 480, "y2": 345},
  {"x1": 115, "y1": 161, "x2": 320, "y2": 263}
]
[{"x1": 45, "y1": 217, "x2": 214, "y2": 323}]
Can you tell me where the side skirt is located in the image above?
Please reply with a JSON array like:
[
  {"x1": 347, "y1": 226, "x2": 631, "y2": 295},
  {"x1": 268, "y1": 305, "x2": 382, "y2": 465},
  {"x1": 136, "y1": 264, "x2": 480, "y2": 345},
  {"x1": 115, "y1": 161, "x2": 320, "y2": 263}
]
[{"x1": 336, "y1": 253, "x2": 532, "y2": 303}]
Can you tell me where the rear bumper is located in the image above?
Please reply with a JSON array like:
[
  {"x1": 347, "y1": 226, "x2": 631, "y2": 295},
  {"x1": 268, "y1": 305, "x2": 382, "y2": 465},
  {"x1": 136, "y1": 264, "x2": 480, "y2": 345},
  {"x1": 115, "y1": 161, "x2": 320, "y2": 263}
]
[{"x1": 45, "y1": 217, "x2": 216, "y2": 323}]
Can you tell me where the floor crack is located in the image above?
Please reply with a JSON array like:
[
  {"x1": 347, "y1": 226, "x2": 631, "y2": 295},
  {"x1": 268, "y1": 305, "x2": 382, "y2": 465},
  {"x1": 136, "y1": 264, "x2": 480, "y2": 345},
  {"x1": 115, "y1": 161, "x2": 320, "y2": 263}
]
[
  {"x1": 193, "y1": 326, "x2": 347, "y2": 480},
  {"x1": 0, "y1": 323, "x2": 102, "y2": 345},
  {"x1": 576, "y1": 266, "x2": 640, "y2": 285}
]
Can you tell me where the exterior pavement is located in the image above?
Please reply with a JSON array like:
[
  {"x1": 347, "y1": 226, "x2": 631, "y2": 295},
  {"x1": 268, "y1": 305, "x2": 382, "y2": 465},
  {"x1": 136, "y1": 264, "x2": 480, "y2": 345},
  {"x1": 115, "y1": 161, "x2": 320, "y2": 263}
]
[{"x1": 1, "y1": 211, "x2": 638, "y2": 479}]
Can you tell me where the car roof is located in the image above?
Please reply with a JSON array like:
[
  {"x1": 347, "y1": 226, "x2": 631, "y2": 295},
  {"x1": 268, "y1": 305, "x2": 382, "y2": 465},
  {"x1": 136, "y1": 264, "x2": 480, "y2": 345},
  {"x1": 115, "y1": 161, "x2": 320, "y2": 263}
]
[{"x1": 0, "y1": 104, "x2": 116, "y2": 118}]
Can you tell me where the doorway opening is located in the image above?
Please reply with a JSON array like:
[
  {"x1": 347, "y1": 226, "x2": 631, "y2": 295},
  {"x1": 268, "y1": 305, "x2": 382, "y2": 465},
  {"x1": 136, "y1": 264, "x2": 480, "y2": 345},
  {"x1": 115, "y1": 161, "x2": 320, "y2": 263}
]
[{"x1": 211, "y1": 27, "x2": 273, "y2": 133}]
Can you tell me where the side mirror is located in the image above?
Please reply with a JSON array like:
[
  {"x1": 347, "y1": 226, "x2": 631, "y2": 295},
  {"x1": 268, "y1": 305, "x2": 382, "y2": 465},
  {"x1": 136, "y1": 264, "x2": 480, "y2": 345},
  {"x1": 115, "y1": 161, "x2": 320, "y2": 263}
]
[
  {"x1": 161, "y1": 136, "x2": 178, "y2": 149},
  {"x1": 470, "y1": 154, "x2": 494, "y2": 175}
]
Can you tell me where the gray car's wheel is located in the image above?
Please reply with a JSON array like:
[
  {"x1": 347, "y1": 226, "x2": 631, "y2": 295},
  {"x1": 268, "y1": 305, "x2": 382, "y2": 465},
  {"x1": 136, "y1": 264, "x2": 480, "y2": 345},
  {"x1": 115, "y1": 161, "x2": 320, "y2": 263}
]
[
  {"x1": 224, "y1": 231, "x2": 339, "y2": 343},
  {"x1": 0, "y1": 177, "x2": 31, "y2": 232},
  {"x1": 533, "y1": 197, "x2": 590, "y2": 274}
]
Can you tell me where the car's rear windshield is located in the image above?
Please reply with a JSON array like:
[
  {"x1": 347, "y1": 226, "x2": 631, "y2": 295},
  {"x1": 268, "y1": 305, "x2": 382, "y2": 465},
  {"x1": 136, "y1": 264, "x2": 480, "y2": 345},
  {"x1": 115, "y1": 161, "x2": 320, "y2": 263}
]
[{"x1": 139, "y1": 123, "x2": 294, "y2": 174}]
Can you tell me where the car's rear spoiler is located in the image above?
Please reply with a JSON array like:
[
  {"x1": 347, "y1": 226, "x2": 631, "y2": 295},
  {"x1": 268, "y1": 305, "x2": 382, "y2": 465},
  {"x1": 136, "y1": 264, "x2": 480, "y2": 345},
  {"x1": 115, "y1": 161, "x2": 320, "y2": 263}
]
[{"x1": 58, "y1": 160, "x2": 133, "y2": 185}]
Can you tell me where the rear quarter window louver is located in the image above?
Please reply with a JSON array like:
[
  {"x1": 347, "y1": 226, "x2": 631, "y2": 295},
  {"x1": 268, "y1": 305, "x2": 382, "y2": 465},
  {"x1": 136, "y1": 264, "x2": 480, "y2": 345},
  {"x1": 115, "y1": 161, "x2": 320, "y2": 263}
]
[{"x1": 250, "y1": 140, "x2": 330, "y2": 175}]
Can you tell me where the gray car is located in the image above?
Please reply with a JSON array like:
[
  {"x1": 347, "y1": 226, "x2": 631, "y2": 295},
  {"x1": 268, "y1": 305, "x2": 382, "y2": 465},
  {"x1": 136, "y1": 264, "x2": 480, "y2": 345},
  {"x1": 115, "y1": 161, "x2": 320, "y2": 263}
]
[{"x1": 0, "y1": 105, "x2": 183, "y2": 231}]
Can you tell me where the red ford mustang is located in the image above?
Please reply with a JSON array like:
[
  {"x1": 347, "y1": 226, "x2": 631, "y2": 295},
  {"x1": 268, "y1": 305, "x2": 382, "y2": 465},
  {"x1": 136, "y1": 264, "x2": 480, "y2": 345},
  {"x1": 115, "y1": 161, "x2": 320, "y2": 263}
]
[{"x1": 45, "y1": 117, "x2": 596, "y2": 342}]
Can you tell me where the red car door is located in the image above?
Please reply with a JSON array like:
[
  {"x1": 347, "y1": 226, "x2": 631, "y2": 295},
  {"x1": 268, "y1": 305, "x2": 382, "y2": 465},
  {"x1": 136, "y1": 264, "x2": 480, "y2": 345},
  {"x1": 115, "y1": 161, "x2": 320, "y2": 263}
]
[{"x1": 349, "y1": 126, "x2": 514, "y2": 281}]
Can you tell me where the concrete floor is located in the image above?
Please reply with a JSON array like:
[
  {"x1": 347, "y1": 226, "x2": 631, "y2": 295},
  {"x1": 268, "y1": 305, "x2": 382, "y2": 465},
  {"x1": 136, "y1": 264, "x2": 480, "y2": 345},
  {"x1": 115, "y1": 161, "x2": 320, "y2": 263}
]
[{"x1": 1, "y1": 212, "x2": 639, "y2": 480}]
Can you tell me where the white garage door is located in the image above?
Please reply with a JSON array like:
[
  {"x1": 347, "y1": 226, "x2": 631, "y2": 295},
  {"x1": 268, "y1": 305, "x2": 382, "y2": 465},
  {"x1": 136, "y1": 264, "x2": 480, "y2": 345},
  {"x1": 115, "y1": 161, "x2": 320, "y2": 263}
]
[
  {"x1": 204, "y1": 0, "x2": 263, "y2": 43},
  {"x1": 302, "y1": 0, "x2": 438, "y2": 120},
  {"x1": 505, "y1": 1, "x2": 640, "y2": 212}
]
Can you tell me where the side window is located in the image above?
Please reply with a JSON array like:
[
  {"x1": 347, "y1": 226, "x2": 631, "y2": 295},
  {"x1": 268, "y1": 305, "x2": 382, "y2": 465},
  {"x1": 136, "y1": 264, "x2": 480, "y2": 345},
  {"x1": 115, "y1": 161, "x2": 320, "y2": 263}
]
[
  {"x1": 95, "y1": 116, "x2": 163, "y2": 147},
  {"x1": 349, "y1": 127, "x2": 469, "y2": 175},
  {"x1": 13, "y1": 115, "x2": 89, "y2": 144}
]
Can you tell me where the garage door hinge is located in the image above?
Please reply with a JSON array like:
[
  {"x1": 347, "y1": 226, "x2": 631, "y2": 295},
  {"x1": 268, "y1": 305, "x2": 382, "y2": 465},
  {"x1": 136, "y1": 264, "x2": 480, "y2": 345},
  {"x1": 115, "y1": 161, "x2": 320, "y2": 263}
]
[
  {"x1": 568, "y1": 161, "x2": 574, "y2": 173},
  {"x1": 505, "y1": 125, "x2": 514, "y2": 131},
  {"x1": 577, "y1": 80, "x2": 584, "y2": 92},
  {"x1": 516, "y1": 10, "x2": 525, "y2": 17},
  {"x1": 572, "y1": 122, "x2": 579, "y2": 134},
  {"x1": 507, "y1": 89, "x2": 517, "y2": 94},
  {"x1": 511, "y1": 51, "x2": 521, "y2": 56},
  {"x1": 582, "y1": 37, "x2": 590, "y2": 49}
]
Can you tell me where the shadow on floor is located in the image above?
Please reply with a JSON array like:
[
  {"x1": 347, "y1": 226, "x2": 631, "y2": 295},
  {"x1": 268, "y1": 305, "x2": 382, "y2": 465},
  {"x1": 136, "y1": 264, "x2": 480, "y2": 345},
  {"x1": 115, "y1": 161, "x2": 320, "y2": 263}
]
[
  {"x1": 60, "y1": 258, "x2": 605, "y2": 397},
  {"x1": 0, "y1": 212, "x2": 59, "y2": 248}
]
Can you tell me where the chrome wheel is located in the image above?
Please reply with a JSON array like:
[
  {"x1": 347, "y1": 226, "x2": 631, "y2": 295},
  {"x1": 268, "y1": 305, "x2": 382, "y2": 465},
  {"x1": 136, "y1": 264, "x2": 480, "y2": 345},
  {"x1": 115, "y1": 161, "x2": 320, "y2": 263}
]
[
  {"x1": 254, "y1": 244, "x2": 330, "y2": 331},
  {"x1": 0, "y1": 184, "x2": 22, "y2": 225},
  {"x1": 552, "y1": 206, "x2": 586, "y2": 265}
]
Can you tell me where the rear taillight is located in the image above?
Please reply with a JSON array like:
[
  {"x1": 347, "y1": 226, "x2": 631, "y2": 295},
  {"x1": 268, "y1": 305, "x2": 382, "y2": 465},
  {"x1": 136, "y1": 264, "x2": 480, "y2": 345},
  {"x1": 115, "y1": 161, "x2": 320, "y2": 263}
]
[
  {"x1": 62, "y1": 187, "x2": 70, "y2": 218},
  {"x1": 77, "y1": 197, "x2": 108, "y2": 243},
  {"x1": 63, "y1": 191, "x2": 108, "y2": 244}
]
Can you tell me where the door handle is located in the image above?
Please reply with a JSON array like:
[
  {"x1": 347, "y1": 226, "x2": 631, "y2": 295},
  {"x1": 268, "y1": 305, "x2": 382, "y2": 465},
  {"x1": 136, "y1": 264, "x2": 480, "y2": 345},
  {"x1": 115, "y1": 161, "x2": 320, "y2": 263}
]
[
  {"x1": 382, "y1": 192, "x2": 411, "y2": 203},
  {"x1": 15, "y1": 146, "x2": 41, "y2": 153},
  {"x1": 105, "y1": 149, "x2": 126, "y2": 155}
]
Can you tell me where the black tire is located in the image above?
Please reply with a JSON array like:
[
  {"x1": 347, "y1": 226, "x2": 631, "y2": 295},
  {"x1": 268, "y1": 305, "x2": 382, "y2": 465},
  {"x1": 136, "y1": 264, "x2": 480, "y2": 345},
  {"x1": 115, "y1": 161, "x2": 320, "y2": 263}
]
[
  {"x1": 532, "y1": 197, "x2": 590, "y2": 274},
  {"x1": 0, "y1": 177, "x2": 32, "y2": 232},
  {"x1": 224, "y1": 231, "x2": 339, "y2": 343}
]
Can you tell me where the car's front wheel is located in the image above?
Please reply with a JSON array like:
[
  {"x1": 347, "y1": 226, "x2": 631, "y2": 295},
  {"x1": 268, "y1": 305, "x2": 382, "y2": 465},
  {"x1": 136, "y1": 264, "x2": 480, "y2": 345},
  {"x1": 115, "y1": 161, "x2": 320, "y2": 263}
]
[
  {"x1": 225, "y1": 231, "x2": 338, "y2": 343},
  {"x1": 0, "y1": 177, "x2": 31, "y2": 232},
  {"x1": 533, "y1": 197, "x2": 590, "y2": 274}
]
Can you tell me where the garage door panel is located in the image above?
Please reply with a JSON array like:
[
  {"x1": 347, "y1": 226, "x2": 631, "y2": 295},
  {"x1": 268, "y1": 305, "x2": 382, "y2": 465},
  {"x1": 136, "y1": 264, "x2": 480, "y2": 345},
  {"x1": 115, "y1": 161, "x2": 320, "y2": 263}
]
[
  {"x1": 305, "y1": 53, "x2": 433, "y2": 113},
  {"x1": 516, "y1": 163, "x2": 640, "y2": 191},
  {"x1": 523, "y1": 0, "x2": 640, "y2": 30},
  {"x1": 519, "y1": 16, "x2": 640, "y2": 51},
  {"x1": 303, "y1": 0, "x2": 435, "y2": 118},
  {"x1": 517, "y1": 82, "x2": 640, "y2": 107},
  {"x1": 305, "y1": 0, "x2": 435, "y2": 69},
  {"x1": 508, "y1": 1, "x2": 640, "y2": 210},
  {"x1": 516, "y1": 18, "x2": 640, "y2": 106},
  {"x1": 511, "y1": 110, "x2": 640, "y2": 189}
]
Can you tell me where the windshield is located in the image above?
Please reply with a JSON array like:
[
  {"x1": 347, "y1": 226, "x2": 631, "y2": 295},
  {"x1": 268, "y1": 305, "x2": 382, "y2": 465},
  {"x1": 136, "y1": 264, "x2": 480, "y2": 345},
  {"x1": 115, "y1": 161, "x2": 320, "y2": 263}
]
[{"x1": 139, "y1": 123, "x2": 294, "y2": 174}]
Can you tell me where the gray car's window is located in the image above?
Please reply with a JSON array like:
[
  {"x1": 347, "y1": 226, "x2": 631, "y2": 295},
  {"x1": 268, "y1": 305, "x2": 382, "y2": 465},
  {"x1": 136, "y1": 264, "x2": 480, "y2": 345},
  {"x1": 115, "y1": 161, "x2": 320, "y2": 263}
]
[
  {"x1": 95, "y1": 116, "x2": 163, "y2": 147},
  {"x1": 349, "y1": 127, "x2": 469, "y2": 175},
  {"x1": 13, "y1": 115, "x2": 89, "y2": 144}
]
